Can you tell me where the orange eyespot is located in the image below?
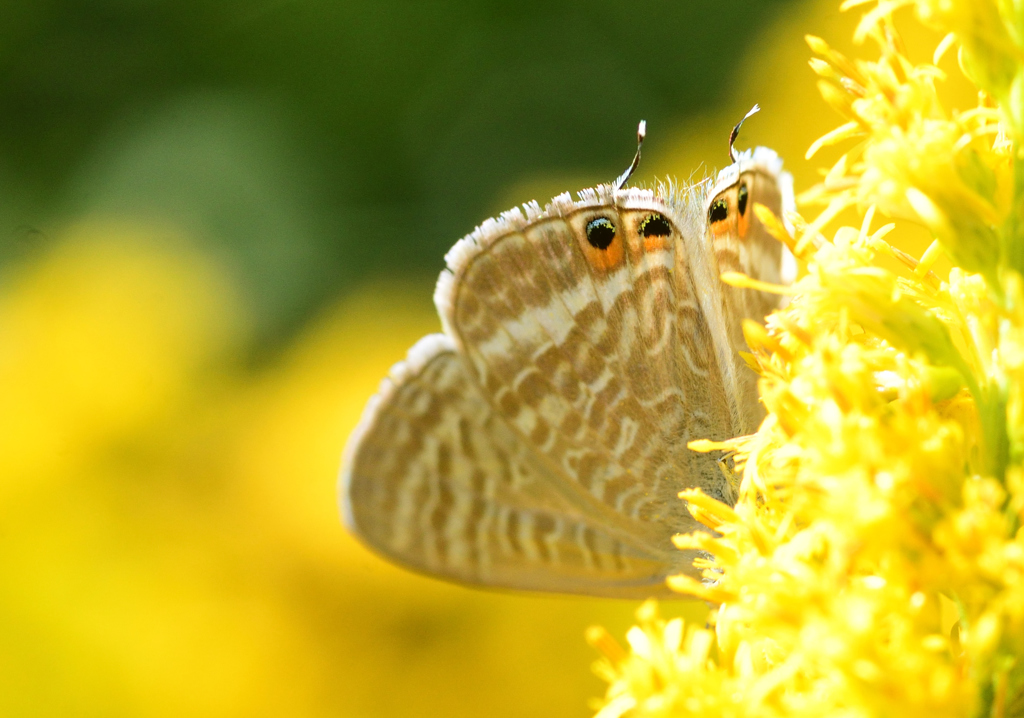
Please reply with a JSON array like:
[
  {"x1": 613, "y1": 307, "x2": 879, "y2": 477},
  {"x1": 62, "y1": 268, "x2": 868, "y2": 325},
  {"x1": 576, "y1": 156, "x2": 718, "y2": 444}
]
[{"x1": 579, "y1": 215, "x2": 624, "y2": 272}]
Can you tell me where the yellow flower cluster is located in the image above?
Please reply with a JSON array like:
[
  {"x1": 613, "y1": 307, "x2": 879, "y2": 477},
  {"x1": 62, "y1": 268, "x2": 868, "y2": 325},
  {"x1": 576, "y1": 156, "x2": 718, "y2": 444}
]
[{"x1": 589, "y1": 2, "x2": 1024, "y2": 716}]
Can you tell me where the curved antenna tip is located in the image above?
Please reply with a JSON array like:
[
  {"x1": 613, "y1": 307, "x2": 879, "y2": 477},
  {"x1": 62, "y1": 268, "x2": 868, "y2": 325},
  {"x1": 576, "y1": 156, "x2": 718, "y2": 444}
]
[
  {"x1": 613, "y1": 120, "x2": 647, "y2": 190},
  {"x1": 729, "y1": 104, "x2": 760, "y2": 163}
]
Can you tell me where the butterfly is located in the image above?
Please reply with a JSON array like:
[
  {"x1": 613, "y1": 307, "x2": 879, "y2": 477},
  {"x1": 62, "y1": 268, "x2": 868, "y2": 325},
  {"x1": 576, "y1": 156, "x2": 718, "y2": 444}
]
[{"x1": 340, "y1": 111, "x2": 794, "y2": 598}]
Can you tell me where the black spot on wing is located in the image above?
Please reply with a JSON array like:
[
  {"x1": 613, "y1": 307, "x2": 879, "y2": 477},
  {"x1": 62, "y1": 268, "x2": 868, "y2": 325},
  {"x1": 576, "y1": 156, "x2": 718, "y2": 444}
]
[
  {"x1": 586, "y1": 217, "x2": 616, "y2": 249},
  {"x1": 639, "y1": 213, "x2": 672, "y2": 238},
  {"x1": 709, "y1": 199, "x2": 728, "y2": 223}
]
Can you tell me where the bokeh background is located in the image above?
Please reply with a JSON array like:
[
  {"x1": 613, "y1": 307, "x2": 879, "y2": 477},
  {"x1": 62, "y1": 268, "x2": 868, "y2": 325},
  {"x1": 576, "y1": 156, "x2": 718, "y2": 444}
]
[{"x1": 0, "y1": 1, "x2": 945, "y2": 716}]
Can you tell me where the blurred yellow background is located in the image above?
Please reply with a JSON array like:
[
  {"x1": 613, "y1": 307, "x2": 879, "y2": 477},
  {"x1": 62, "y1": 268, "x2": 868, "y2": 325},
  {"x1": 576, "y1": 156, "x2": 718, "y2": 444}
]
[{"x1": 0, "y1": 1, "x2": 962, "y2": 716}]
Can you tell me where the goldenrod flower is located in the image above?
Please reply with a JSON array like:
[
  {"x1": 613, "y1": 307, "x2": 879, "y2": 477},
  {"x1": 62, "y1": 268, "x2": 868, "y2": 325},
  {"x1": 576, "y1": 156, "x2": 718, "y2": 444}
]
[{"x1": 590, "y1": 2, "x2": 1024, "y2": 716}]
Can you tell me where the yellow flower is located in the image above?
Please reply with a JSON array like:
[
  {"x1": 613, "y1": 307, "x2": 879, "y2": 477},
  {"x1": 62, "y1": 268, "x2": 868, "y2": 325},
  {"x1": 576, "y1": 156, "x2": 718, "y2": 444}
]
[
  {"x1": 804, "y1": 18, "x2": 1010, "y2": 284},
  {"x1": 590, "y1": 2, "x2": 1024, "y2": 716}
]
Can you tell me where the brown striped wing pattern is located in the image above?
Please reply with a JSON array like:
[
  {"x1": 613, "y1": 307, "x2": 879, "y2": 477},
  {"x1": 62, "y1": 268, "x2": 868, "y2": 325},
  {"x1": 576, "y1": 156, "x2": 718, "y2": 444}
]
[
  {"x1": 341, "y1": 147, "x2": 793, "y2": 597},
  {"x1": 343, "y1": 334, "x2": 685, "y2": 597}
]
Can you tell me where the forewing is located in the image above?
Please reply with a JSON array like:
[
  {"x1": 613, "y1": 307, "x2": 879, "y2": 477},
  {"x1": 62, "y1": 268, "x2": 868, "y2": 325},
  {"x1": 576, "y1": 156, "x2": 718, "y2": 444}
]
[
  {"x1": 434, "y1": 186, "x2": 738, "y2": 559},
  {"x1": 341, "y1": 334, "x2": 685, "y2": 598}
]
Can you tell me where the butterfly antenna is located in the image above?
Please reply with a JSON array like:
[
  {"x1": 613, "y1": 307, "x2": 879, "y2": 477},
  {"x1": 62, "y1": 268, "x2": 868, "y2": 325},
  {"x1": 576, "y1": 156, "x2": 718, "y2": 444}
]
[
  {"x1": 613, "y1": 120, "x2": 646, "y2": 190},
  {"x1": 729, "y1": 104, "x2": 760, "y2": 163}
]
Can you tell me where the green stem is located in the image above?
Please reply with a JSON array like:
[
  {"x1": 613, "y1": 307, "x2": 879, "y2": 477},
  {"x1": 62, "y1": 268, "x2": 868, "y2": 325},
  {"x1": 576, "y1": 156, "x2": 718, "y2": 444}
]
[
  {"x1": 976, "y1": 383, "x2": 1010, "y2": 481},
  {"x1": 1007, "y1": 146, "x2": 1024, "y2": 281}
]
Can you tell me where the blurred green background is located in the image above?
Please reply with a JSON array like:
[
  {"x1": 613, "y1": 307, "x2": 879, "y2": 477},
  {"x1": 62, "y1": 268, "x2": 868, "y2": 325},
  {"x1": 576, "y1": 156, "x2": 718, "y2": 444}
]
[{"x1": 0, "y1": 1, "x2": 884, "y2": 716}]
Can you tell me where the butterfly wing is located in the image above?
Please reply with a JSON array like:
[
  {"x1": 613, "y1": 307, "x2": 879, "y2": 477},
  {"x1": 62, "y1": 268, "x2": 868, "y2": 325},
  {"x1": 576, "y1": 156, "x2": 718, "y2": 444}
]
[
  {"x1": 342, "y1": 148, "x2": 793, "y2": 596},
  {"x1": 703, "y1": 147, "x2": 795, "y2": 425},
  {"x1": 433, "y1": 183, "x2": 753, "y2": 564},
  {"x1": 342, "y1": 334, "x2": 687, "y2": 597}
]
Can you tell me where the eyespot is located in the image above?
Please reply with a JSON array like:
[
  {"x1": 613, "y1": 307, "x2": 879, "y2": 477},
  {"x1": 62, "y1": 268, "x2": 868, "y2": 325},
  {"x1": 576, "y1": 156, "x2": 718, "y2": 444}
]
[
  {"x1": 639, "y1": 213, "x2": 672, "y2": 238},
  {"x1": 738, "y1": 183, "x2": 749, "y2": 216},
  {"x1": 585, "y1": 217, "x2": 616, "y2": 249},
  {"x1": 708, "y1": 198, "x2": 728, "y2": 224}
]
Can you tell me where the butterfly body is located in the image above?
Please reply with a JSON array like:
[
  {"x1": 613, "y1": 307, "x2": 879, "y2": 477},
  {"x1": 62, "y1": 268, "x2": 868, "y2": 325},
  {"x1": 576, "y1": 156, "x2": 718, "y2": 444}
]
[{"x1": 341, "y1": 147, "x2": 793, "y2": 598}]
